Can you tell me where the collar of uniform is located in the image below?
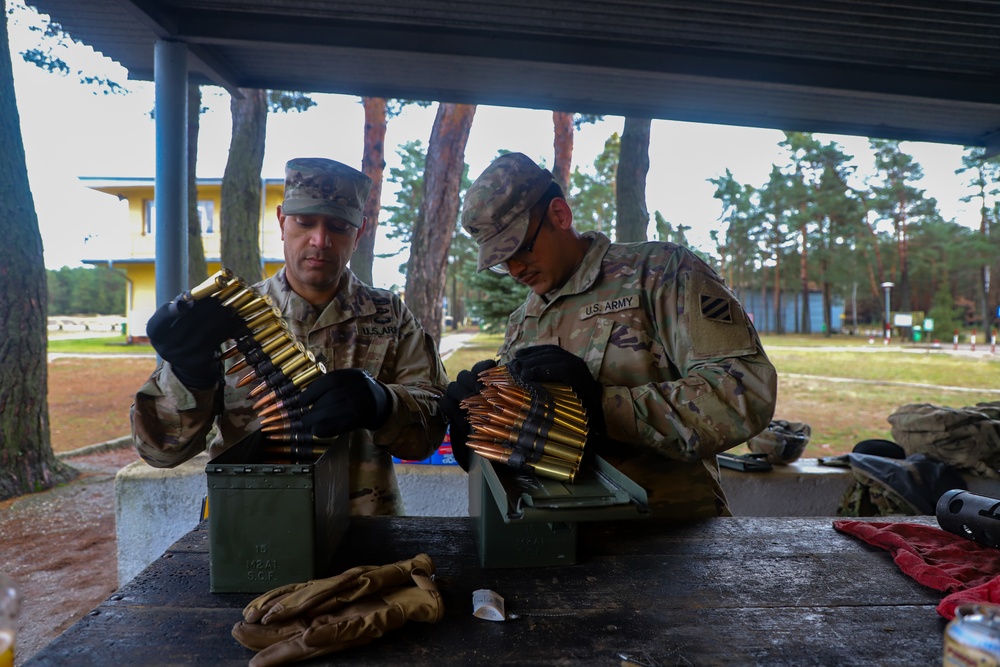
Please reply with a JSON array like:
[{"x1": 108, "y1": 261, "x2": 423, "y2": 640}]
[
  {"x1": 316, "y1": 269, "x2": 378, "y2": 330},
  {"x1": 523, "y1": 231, "x2": 611, "y2": 317},
  {"x1": 261, "y1": 268, "x2": 378, "y2": 330}
]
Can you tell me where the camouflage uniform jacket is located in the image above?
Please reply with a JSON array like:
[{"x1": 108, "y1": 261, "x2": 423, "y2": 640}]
[
  {"x1": 132, "y1": 268, "x2": 449, "y2": 516},
  {"x1": 498, "y1": 233, "x2": 777, "y2": 519}
]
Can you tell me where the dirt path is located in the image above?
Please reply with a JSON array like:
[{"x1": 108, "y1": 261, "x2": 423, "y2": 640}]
[
  {"x1": 0, "y1": 445, "x2": 140, "y2": 665},
  {"x1": 46, "y1": 356, "x2": 156, "y2": 454}
]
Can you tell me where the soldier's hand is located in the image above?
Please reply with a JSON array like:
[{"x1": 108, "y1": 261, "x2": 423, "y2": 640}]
[
  {"x1": 147, "y1": 296, "x2": 248, "y2": 389},
  {"x1": 438, "y1": 359, "x2": 497, "y2": 471},
  {"x1": 508, "y1": 345, "x2": 605, "y2": 434},
  {"x1": 292, "y1": 369, "x2": 392, "y2": 438}
]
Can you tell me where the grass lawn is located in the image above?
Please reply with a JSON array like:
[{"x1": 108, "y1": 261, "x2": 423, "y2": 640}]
[
  {"x1": 442, "y1": 334, "x2": 504, "y2": 379},
  {"x1": 48, "y1": 335, "x2": 154, "y2": 354},
  {"x1": 46, "y1": 330, "x2": 998, "y2": 457}
]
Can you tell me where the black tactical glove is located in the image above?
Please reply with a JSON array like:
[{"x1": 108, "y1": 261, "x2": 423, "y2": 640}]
[
  {"x1": 292, "y1": 369, "x2": 393, "y2": 438},
  {"x1": 507, "y1": 345, "x2": 605, "y2": 436},
  {"x1": 438, "y1": 359, "x2": 498, "y2": 471},
  {"x1": 146, "y1": 296, "x2": 248, "y2": 389}
]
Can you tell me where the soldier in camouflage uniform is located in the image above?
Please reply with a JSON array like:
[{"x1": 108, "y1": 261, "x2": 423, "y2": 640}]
[
  {"x1": 132, "y1": 158, "x2": 448, "y2": 516},
  {"x1": 440, "y1": 152, "x2": 777, "y2": 519}
]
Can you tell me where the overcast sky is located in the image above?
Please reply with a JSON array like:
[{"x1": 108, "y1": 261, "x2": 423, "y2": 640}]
[{"x1": 7, "y1": 3, "x2": 981, "y2": 290}]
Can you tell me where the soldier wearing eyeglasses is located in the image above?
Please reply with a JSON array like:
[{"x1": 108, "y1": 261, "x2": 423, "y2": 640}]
[{"x1": 440, "y1": 152, "x2": 777, "y2": 519}]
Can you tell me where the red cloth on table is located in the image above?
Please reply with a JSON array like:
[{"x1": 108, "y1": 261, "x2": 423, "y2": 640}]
[{"x1": 833, "y1": 520, "x2": 1000, "y2": 619}]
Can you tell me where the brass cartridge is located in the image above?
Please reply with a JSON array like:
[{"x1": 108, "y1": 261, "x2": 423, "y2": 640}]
[
  {"x1": 469, "y1": 422, "x2": 582, "y2": 463},
  {"x1": 221, "y1": 286, "x2": 257, "y2": 311},
  {"x1": 213, "y1": 279, "x2": 246, "y2": 304},
  {"x1": 259, "y1": 402, "x2": 309, "y2": 427},
  {"x1": 469, "y1": 414, "x2": 584, "y2": 458},
  {"x1": 187, "y1": 269, "x2": 235, "y2": 301},
  {"x1": 252, "y1": 365, "x2": 324, "y2": 411},
  {"x1": 226, "y1": 333, "x2": 295, "y2": 375},
  {"x1": 468, "y1": 443, "x2": 576, "y2": 483},
  {"x1": 260, "y1": 418, "x2": 304, "y2": 435},
  {"x1": 493, "y1": 402, "x2": 588, "y2": 438},
  {"x1": 461, "y1": 365, "x2": 592, "y2": 482},
  {"x1": 243, "y1": 306, "x2": 283, "y2": 333},
  {"x1": 490, "y1": 387, "x2": 588, "y2": 429},
  {"x1": 247, "y1": 353, "x2": 312, "y2": 398},
  {"x1": 261, "y1": 443, "x2": 329, "y2": 460},
  {"x1": 235, "y1": 294, "x2": 274, "y2": 319},
  {"x1": 235, "y1": 342, "x2": 304, "y2": 387},
  {"x1": 222, "y1": 321, "x2": 288, "y2": 359}
]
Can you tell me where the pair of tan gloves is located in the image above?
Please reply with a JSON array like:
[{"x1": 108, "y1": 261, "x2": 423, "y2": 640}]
[{"x1": 232, "y1": 553, "x2": 443, "y2": 667}]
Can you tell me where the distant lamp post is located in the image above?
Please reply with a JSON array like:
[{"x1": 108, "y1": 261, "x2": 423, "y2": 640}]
[{"x1": 881, "y1": 281, "x2": 894, "y2": 344}]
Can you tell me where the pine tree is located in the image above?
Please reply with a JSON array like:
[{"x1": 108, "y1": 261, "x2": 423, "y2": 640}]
[{"x1": 0, "y1": 1, "x2": 74, "y2": 499}]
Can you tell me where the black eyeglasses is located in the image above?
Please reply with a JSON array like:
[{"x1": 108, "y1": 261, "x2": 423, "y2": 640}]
[{"x1": 489, "y1": 214, "x2": 546, "y2": 275}]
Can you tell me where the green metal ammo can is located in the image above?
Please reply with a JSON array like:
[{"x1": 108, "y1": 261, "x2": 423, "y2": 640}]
[
  {"x1": 468, "y1": 452, "x2": 649, "y2": 568},
  {"x1": 205, "y1": 430, "x2": 349, "y2": 593}
]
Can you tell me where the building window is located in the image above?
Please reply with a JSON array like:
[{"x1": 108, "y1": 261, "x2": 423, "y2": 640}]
[
  {"x1": 198, "y1": 201, "x2": 215, "y2": 234},
  {"x1": 144, "y1": 200, "x2": 215, "y2": 235}
]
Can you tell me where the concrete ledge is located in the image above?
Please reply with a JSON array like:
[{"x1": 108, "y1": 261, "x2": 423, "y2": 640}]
[
  {"x1": 722, "y1": 458, "x2": 853, "y2": 516},
  {"x1": 113, "y1": 458, "x2": 469, "y2": 585},
  {"x1": 721, "y1": 457, "x2": 1000, "y2": 517},
  {"x1": 396, "y1": 464, "x2": 468, "y2": 517},
  {"x1": 114, "y1": 453, "x2": 210, "y2": 586},
  {"x1": 57, "y1": 435, "x2": 133, "y2": 460}
]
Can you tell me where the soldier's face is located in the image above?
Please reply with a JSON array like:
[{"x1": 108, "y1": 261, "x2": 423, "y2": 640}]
[
  {"x1": 278, "y1": 208, "x2": 364, "y2": 305},
  {"x1": 505, "y1": 202, "x2": 578, "y2": 295}
]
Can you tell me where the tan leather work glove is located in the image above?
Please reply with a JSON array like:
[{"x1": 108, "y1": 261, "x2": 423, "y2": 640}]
[{"x1": 232, "y1": 553, "x2": 443, "y2": 667}]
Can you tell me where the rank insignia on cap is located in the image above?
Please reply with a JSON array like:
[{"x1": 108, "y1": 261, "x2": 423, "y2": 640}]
[{"x1": 700, "y1": 294, "x2": 734, "y2": 323}]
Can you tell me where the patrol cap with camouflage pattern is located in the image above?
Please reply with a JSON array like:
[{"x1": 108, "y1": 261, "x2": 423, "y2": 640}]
[
  {"x1": 282, "y1": 157, "x2": 372, "y2": 227},
  {"x1": 461, "y1": 152, "x2": 555, "y2": 272}
]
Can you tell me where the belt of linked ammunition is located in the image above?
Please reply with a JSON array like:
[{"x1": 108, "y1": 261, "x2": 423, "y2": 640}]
[
  {"x1": 183, "y1": 269, "x2": 328, "y2": 462},
  {"x1": 460, "y1": 365, "x2": 589, "y2": 483}
]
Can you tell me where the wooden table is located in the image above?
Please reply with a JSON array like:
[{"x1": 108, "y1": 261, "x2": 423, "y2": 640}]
[{"x1": 24, "y1": 516, "x2": 947, "y2": 666}]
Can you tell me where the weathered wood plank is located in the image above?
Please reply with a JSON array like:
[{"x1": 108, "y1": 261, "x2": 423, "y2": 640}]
[{"x1": 25, "y1": 516, "x2": 949, "y2": 666}]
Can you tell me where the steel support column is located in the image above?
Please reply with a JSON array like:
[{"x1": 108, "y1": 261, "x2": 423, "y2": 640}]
[{"x1": 154, "y1": 39, "x2": 188, "y2": 307}]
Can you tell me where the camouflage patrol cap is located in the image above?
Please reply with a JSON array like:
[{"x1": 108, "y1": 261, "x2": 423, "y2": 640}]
[
  {"x1": 747, "y1": 420, "x2": 811, "y2": 465},
  {"x1": 461, "y1": 152, "x2": 554, "y2": 272},
  {"x1": 282, "y1": 157, "x2": 372, "y2": 227}
]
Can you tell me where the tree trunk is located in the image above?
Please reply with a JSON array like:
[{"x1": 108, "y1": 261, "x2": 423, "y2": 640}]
[
  {"x1": 404, "y1": 103, "x2": 477, "y2": 344},
  {"x1": 985, "y1": 264, "x2": 995, "y2": 334},
  {"x1": 221, "y1": 88, "x2": 267, "y2": 282},
  {"x1": 823, "y1": 278, "x2": 833, "y2": 336},
  {"x1": 352, "y1": 97, "x2": 388, "y2": 286},
  {"x1": 799, "y1": 224, "x2": 810, "y2": 333},
  {"x1": 451, "y1": 273, "x2": 466, "y2": 327},
  {"x1": 552, "y1": 111, "x2": 574, "y2": 193},
  {"x1": 972, "y1": 174, "x2": 995, "y2": 330},
  {"x1": 616, "y1": 117, "x2": 651, "y2": 243},
  {"x1": 864, "y1": 258, "x2": 880, "y2": 304},
  {"x1": 187, "y1": 83, "x2": 208, "y2": 287},
  {"x1": 0, "y1": 7, "x2": 73, "y2": 500},
  {"x1": 773, "y1": 252, "x2": 783, "y2": 334},
  {"x1": 761, "y1": 270, "x2": 768, "y2": 334},
  {"x1": 793, "y1": 289, "x2": 800, "y2": 334},
  {"x1": 894, "y1": 194, "x2": 912, "y2": 312}
]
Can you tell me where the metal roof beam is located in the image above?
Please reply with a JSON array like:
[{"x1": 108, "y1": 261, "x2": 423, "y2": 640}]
[
  {"x1": 984, "y1": 131, "x2": 1000, "y2": 159},
  {"x1": 113, "y1": 0, "x2": 244, "y2": 97},
  {"x1": 170, "y1": 10, "x2": 1000, "y2": 107}
]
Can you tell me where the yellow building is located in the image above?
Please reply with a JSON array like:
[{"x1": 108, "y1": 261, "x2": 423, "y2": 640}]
[{"x1": 81, "y1": 177, "x2": 286, "y2": 342}]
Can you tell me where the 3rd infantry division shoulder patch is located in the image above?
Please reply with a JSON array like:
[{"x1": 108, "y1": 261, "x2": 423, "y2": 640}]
[{"x1": 700, "y1": 294, "x2": 733, "y2": 323}]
